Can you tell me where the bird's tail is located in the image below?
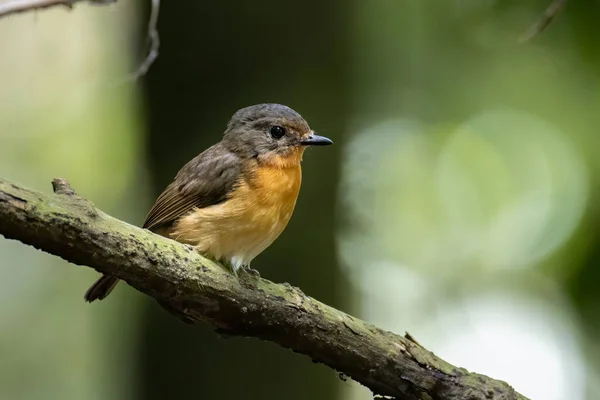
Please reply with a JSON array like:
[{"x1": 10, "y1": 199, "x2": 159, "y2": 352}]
[{"x1": 84, "y1": 275, "x2": 120, "y2": 302}]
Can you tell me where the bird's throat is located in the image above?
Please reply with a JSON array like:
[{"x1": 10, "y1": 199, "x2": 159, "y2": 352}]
[{"x1": 257, "y1": 147, "x2": 305, "y2": 169}]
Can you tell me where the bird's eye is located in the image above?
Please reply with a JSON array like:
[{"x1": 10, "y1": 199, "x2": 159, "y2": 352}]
[{"x1": 270, "y1": 126, "x2": 286, "y2": 139}]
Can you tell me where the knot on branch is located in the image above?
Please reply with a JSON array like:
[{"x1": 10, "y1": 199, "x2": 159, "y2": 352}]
[
  {"x1": 51, "y1": 178, "x2": 98, "y2": 218},
  {"x1": 52, "y1": 178, "x2": 75, "y2": 196}
]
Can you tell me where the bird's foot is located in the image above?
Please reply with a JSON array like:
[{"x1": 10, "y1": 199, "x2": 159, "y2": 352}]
[{"x1": 241, "y1": 265, "x2": 261, "y2": 278}]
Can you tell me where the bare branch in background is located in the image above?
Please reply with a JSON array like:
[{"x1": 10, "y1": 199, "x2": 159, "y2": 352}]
[
  {"x1": 0, "y1": 0, "x2": 115, "y2": 18},
  {"x1": 0, "y1": 0, "x2": 160, "y2": 80},
  {"x1": 0, "y1": 177, "x2": 529, "y2": 400},
  {"x1": 128, "y1": 0, "x2": 160, "y2": 80},
  {"x1": 520, "y1": 0, "x2": 568, "y2": 42}
]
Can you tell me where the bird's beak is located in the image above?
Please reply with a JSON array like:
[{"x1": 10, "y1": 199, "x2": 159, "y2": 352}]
[{"x1": 300, "y1": 133, "x2": 333, "y2": 146}]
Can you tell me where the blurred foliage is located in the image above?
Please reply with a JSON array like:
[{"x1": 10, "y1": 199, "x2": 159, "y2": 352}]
[
  {"x1": 0, "y1": 3, "x2": 144, "y2": 400},
  {"x1": 341, "y1": 1, "x2": 600, "y2": 399}
]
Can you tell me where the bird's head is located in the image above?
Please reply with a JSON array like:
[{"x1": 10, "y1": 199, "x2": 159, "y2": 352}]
[{"x1": 222, "y1": 103, "x2": 332, "y2": 168}]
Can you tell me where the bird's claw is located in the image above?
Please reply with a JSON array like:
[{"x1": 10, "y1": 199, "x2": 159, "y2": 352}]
[{"x1": 242, "y1": 265, "x2": 261, "y2": 278}]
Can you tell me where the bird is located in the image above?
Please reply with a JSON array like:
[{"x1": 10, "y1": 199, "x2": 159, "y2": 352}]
[{"x1": 84, "y1": 103, "x2": 333, "y2": 302}]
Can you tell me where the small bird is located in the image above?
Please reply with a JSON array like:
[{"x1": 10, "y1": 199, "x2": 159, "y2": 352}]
[{"x1": 84, "y1": 103, "x2": 332, "y2": 302}]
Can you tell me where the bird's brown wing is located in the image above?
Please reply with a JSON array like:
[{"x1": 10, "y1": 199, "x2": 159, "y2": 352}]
[{"x1": 143, "y1": 143, "x2": 244, "y2": 232}]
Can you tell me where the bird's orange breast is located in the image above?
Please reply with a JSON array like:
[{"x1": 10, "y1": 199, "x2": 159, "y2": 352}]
[{"x1": 170, "y1": 158, "x2": 302, "y2": 271}]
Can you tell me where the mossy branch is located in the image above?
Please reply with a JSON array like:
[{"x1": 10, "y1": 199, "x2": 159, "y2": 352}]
[{"x1": 0, "y1": 177, "x2": 527, "y2": 400}]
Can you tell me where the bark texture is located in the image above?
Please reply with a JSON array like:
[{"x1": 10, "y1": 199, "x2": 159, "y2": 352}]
[{"x1": 0, "y1": 177, "x2": 527, "y2": 400}]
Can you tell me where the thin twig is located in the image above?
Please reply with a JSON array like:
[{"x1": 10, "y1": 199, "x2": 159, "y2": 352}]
[
  {"x1": 0, "y1": 0, "x2": 160, "y2": 80},
  {"x1": 127, "y1": 0, "x2": 160, "y2": 80},
  {"x1": 520, "y1": 0, "x2": 568, "y2": 42},
  {"x1": 0, "y1": 0, "x2": 114, "y2": 18}
]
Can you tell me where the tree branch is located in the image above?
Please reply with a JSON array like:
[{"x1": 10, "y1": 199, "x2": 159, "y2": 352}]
[
  {"x1": 520, "y1": 0, "x2": 568, "y2": 42},
  {"x1": 0, "y1": 0, "x2": 160, "y2": 82},
  {"x1": 0, "y1": 0, "x2": 115, "y2": 18},
  {"x1": 0, "y1": 177, "x2": 528, "y2": 400},
  {"x1": 127, "y1": 0, "x2": 160, "y2": 81}
]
